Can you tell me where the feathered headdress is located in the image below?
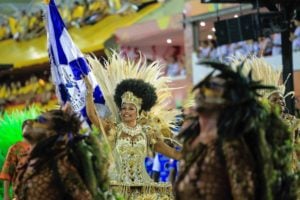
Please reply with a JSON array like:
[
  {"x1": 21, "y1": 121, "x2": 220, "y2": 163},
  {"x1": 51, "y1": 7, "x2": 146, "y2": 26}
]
[
  {"x1": 85, "y1": 51, "x2": 180, "y2": 138},
  {"x1": 230, "y1": 56, "x2": 293, "y2": 99},
  {"x1": 114, "y1": 79, "x2": 157, "y2": 113}
]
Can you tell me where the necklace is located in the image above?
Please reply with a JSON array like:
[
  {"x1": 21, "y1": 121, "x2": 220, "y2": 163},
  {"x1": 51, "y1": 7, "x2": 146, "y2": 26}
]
[{"x1": 120, "y1": 123, "x2": 142, "y2": 137}]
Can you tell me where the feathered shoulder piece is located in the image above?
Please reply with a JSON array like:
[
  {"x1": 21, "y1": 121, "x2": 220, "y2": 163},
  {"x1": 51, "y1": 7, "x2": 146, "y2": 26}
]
[{"x1": 85, "y1": 51, "x2": 180, "y2": 138}]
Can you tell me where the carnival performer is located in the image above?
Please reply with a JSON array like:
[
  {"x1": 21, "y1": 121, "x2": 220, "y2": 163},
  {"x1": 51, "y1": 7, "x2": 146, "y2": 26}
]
[
  {"x1": 174, "y1": 60, "x2": 298, "y2": 200},
  {"x1": 13, "y1": 108, "x2": 93, "y2": 200},
  {"x1": 84, "y1": 53, "x2": 181, "y2": 199},
  {"x1": 231, "y1": 56, "x2": 300, "y2": 172},
  {"x1": 267, "y1": 91, "x2": 300, "y2": 171}
]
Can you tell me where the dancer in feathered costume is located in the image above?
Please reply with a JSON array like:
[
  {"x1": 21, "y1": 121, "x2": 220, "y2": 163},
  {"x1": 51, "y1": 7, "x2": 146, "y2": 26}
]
[
  {"x1": 174, "y1": 60, "x2": 298, "y2": 200},
  {"x1": 231, "y1": 56, "x2": 300, "y2": 172},
  {"x1": 84, "y1": 52, "x2": 181, "y2": 200},
  {"x1": 13, "y1": 108, "x2": 93, "y2": 200},
  {"x1": 0, "y1": 108, "x2": 114, "y2": 200},
  {"x1": 12, "y1": 105, "x2": 116, "y2": 200}
]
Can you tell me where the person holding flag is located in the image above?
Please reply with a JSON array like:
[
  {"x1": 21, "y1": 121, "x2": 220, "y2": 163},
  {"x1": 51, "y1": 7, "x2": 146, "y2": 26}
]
[
  {"x1": 44, "y1": 0, "x2": 107, "y2": 123},
  {"x1": 11, "y1": 1, "x2": 114, "y2": 200},
  {"x1": 41, "y1": 0, "x2": 182, "y2": 199},
  {"x1": 83, "y1": 54, "x2": 182, "y2": 200}
]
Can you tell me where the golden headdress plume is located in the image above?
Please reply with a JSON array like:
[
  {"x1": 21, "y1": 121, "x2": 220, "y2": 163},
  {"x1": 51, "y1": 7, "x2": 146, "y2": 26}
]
[
  {"x1": 85, "y1": 51, "x2": 180, "y2": 137},
  {"x1": 230, "y1": 56, "x2": 286, "y2": 98},
  {"x1": 182, "y1": 87, "x2": 196, "y2": 110}
]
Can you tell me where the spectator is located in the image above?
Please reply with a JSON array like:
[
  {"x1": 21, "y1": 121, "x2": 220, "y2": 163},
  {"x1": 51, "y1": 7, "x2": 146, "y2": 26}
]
[
  {"x1": 259, "y1": 36, "x2": 273, "y2": 56},
  {"x1": 233, "y1": 41, "x2": 248, "y2": 56},
  {"x1": 291, "y1": 12, "x2": 300, "y2": 51},
  {"x1": 216, "y1": 44, "x2": 229, "y2": 62},
  {"x1": 71, "y1": 1, "x2": 85, "y2": 28},
  {"x1": 198, "y1": 40, "x2": 211, "y2": 59},
  {"x1": 18, "y1": 10, "x2": 29, "y2": 40},
  {"x1": 0, "y1": 121, "x2": 31, "y2": 200},
  {"x1": 165, "y1": 56, "x2": 181, "y2": 77},
  {"x1": 0, "y1": 22, "x2": 9, "y2": 41},
  {"x1": 244, "y1": 39, "x2": 259, "y2": 56},
  {"x1": 272, "y1": 33, "x2": 282, "y2": 56},
  {"x1": 8, "y1": 16, "x2": 18, "y2": 40},
  {"x1": 84, "y1": 0, "x2": 108, "y2": 25},
  {"x1": 208, "y1": 40, "x2": 218, "y2": 60},
  {"x1": 28, "y1": 13, "x2": 38, "y2": 33},
  {"x1": 26, "y1": 10, "x2": 45, "y2": 39},
  {"x1": 58, "y1": 4, "x2": 71, "y2": 27}
]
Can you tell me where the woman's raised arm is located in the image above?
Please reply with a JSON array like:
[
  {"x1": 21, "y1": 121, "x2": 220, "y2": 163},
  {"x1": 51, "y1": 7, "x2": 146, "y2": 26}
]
[
  {"x1": 83, "y1": 76, "x2": 102, "y2": 129},
  {"x1": 154, "y1": 141, "x2": 182, "y2": 160}
]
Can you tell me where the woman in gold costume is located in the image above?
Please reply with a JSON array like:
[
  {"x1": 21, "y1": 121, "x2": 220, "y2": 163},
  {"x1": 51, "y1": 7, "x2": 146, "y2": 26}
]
[{"x1": 84, "y1": 53, "x2": 181, "y2": 199}]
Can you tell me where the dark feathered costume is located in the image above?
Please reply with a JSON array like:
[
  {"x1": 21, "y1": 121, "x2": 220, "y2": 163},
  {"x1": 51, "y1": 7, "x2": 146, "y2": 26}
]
[
  {"x1": 14, "y1": 109, "x2": 113, "y2": 200},
  {"x1": 175, "y1": 61, "x2": 298, "y2": 200}
]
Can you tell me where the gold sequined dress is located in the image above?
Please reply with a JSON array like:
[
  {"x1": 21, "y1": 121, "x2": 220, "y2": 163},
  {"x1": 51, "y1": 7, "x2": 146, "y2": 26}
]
[{"x1": 107, "y1": 122, "x2": 173, "y2": 200}]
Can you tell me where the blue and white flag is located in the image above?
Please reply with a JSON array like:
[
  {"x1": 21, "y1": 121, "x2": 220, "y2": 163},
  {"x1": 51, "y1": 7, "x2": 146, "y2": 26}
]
[{"x1": 44, "y1": 0, "x2": 105, "y2": 122}]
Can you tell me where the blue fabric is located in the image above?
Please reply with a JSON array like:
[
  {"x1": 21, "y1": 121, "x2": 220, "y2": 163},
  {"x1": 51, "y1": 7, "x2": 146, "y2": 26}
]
[
  {"x1": 45, "y1": 0, "x2": 106, "y2": 124},
  {"x1": 58, "y1": 83, "x2": 70, "y2": 103},
  {"x1": 93, "y1": 86, "x2": 105, "y2": 104},
  {"x1": 69, "y1": 58, "x2": 90, "y2": 80},
  {"x1": 49, "y1": 0, "x2": 68, "y2": 64}
]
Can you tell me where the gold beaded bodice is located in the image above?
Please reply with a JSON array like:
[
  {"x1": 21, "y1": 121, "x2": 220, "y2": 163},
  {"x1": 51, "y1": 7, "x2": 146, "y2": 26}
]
[
  {"x1": 105, "y1": 121, "x2": 173, "y2": 199},
  {"x1": 110, "y1": 122, "x2": 153, "y2": 185}
]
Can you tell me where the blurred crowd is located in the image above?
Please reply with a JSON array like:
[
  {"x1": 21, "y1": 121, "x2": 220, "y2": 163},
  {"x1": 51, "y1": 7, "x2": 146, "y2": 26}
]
[
  {"x1": 0, "y1": 0, "x2": 158, "y2": 42},
  {"x1": 120, "y1": 45, "x2": 187, "y2": 78},
  {"x1": 163, "y1": 55, "x2": 186, "y2": 78},
  {"x1": 0, "y1": 76, "x2": 55, "y2": 114},
  {"x1": 197, "y1": 18, "x2": 300, "y2": 62},
  {"x1": 0, "y1": 0, "x2": 108, "y2": 41}
]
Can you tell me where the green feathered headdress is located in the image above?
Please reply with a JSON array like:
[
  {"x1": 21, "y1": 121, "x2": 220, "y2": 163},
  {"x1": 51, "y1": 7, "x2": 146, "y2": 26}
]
[{"x1": 0, "y1": 106, "x2": 41, "y2": 171}]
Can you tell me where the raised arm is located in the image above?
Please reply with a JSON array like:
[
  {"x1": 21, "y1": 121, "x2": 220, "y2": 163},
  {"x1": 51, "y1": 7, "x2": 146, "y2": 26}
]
[
  {"x1": 83, "y1": 76, "x2": 116, "y2": 148},
  {"x1": 146, "y1": 128, "x2": 182, "y2": 160},
  {"x1": 154, "y1": 141, "x2": 182, "y2": 160},
  {"x1": 83, "y1": 76, "x2": 101, "y2": 129}
]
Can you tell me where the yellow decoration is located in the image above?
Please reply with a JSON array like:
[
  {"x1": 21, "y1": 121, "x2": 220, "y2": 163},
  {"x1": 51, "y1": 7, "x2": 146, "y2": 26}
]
[
  {"x1": 156, "y1": 16, "x2": 170, "y2": 30},
  {"x1": 230, "y1": 56, "x2": 285, "y2": 98},
  {"x1": 208, "y1": 4, "x2": 222, "y2": 12},
  {"x1": 43, "y1": 0, "x2": 50, "y2": 4}
]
